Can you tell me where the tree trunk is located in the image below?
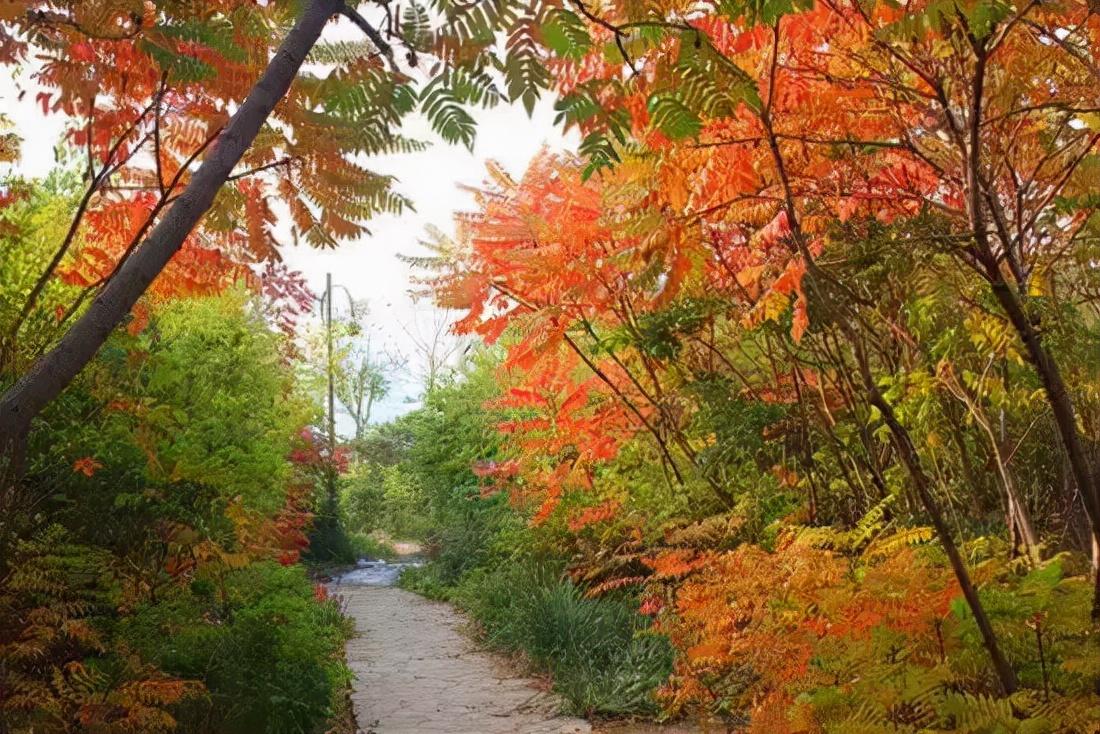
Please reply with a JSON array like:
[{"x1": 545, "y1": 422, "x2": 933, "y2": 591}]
[
  {"x1": 0, "y1": 0, "x2": 340, "y2": 450},
  {"x1": 758, "y1": 90, "x2": 1018, "y2": 690},
  {"x1": 988, "y1": 280, "x2": 1100, "y2": 535},
  {"x1": 986, "y1": 277, "x2": 1100, "y2": 621},
  {"x1": 996, "y1": 439, "x2": 1039, "y2": 562},
  {"x1": 364, "y1": 390, "x2": 375, "y2": 436},
  {"x1": 852, "y1": 343, "x2": 1019, "y2": 695},
  {"x1": 944, "y1": 379, "x2": 1040, "y2": 562}
]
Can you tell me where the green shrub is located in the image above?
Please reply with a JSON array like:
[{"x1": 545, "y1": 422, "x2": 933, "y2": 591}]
[
  {"x1": 429, "y1": 488, "x2": 515, "y2": 585},
  {"x1": 122, "y1": 562, "x2": 352, "y2": 734},
  {"x1": 397, "y1": 564, "x2": 454, "y2": 601},
  {"x1": 350, "y1": 531, "x2": 398, "y2": 560},
  {"x1": 451, "y1": 559, "x2": 673, "y2": 717},
  {"x1": 552, "y1": 635, "x2": 675, "y2": 717},
  {"x1": 305, "y1": 512, "x2": 357, "y2": 566}
]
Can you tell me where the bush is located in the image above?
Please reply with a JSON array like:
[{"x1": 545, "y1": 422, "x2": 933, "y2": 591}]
[
  {"x1": 305, "y1": 512, "x2": 357, "y2": 566},
  {"x1": 350, "y1": 531, "x2": 397, "y2": 560},
  {"x1": 450, "y1": 559, "x2": 673, "y2": 717},
  {"x1": 342, "y1": 463, "x2": 432, "y2": 540},
  {"x1": 429, "y1": 488, "x2": 515, "y2": 585},
  {"x1": 0, "y1": 288, "x2": 351, "y2": 733},
  {"x1": 398, "y1": 564, "x2": 453, "y2": 601},
  {"x1": 123, "y1": 562, "x2": 352, "y2": 734}
]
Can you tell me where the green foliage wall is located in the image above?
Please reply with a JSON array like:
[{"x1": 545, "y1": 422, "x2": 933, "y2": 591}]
[{"x1": 1, "y1": 281, "x2": 346, "y2": 733}]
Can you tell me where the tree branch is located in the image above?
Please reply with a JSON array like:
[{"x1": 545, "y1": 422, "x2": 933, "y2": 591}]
[
  {"x1": 339, "y1": 3, "x2": 394, "y2": 66},
  {"x1": 227, "y1": 156, "x2": 296, "y2": 181}
]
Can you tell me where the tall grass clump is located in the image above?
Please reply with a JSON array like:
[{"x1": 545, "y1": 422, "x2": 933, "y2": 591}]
[{"x1": 452, "y1": 560, "x2": 673, "y2": 717}]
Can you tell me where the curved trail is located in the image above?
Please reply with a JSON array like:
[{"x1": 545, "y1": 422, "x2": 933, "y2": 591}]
[{"x1": 335, "y1": 565, "x2": 591, "y2": 734}]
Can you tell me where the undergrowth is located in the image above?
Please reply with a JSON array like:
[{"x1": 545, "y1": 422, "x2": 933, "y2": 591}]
[{"x1": 401, "y1": 558, "x2": 673, "y2": 717}]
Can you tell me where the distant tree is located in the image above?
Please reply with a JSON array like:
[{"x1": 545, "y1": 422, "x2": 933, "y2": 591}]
[
  {"x1": 337, "y1": 334, "x2": 400, "y2": 439},
  {"x1": 402, "y1": 307, "x2": 467, "y2": 395}
]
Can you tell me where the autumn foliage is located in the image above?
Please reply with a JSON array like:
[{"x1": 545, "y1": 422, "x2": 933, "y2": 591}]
[
  {"x1": 4, "y1": 0, "x2": 1100, "y2": 730},
  {"x1": 415, "y1": 0, "x2": 1100, "y2": 728}
]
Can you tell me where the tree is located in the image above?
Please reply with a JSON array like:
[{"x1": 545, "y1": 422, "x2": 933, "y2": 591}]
[
  {"x1": 401, "y1": 305, "x2": 468, "y2": 395},
  {"x1": 0, "y1": 282, "x2": 341, "y2": 733},
  {"x1": 0, "y1": 0, "x2": 347, "y2": 465},
  {"x1": 532, "y1": 0, "x2": 1100, "y2": 627},
  {"x1": 336, "y1": 334, "x2": 395, "y2": 439},
  {"x1": 0, "y1": 0, "x2": 557, "y2": 474},
  {"x1": 320, "y1": 295, "x2": 400, "y2": 439},
  {"x1": 426, "y1": 148, "x2": 1100, "y2": 732}
]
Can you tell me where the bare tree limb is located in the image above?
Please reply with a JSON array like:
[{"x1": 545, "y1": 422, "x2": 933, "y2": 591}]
[{"x1": 339, "y1": 2, "x2": 394, "y2": 66}]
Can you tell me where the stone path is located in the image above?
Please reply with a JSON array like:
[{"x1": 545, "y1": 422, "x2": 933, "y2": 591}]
[{"x1": 337, "y1": 583, "x2": 592, "y2": 734}]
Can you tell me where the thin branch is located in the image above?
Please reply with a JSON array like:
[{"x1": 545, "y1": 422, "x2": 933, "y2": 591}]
[
  {"x1": 339, "y1": 3, "x2": 394, "y2": 66},
  {"x1": 226, "y1": 156, "x2": 296, "y2": 181},
  {"x1": 27, "y1": 9, "x2": 143, "y2": 40},
  {"x1": 692, "y1": 134, "x2": 907, "y2": 150},
  {"x1": 6, "y1": 98, "x2": 159, "y2": 346},
  {"x1": 51, "y1": 123, "x2": 226, "y2": 334},
  {"x1": 153, "y1": 74, "x2": 168, "y2": 195},
  {"x1": 570, "y1": 0, "x2": 639, "y2": 75}
]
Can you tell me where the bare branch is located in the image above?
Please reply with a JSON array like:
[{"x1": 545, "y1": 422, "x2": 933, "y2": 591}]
[
  {"x1": 340, "y1": 3, "x2": 394, "y2": 66},
  {"x1": 227, "y1": 156, "x2": 297, "y2": 181}
]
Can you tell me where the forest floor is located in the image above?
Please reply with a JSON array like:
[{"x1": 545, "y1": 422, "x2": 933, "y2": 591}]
[{"x1": 332, "y1": 548, "x2": 701, "y2": 734}]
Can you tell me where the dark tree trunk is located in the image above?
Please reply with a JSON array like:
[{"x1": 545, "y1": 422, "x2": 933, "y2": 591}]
[
  {"x1": 987, "y1": 276, "x2": 1100, "y2": 623},
  {"x1": 0, "y1": 0, "x2": 340, "y2": 450},
  {"x1": 987, "y1": 279, "x2": 1100, "y2": 536},
  {"x1": 851, "y1": 342, "x2": 1019, "y2": 695}
]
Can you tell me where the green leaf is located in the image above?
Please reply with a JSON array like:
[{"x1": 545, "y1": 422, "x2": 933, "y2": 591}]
[
  {"x1": 579, "y1": 131, "x2": 620, "y2": 180},
  {"x1": 715, "y1": 0, "x2": 814, "y2": 25},
  {"x1": 554, "y1": 82, "x2": 631, "y2": 176},
  {"x1": 446, "y1": 67, "x2": 503, "y2": 108},
  {"x1": 963, "y1": 0, "x2": 1012, "y2": 39},
  {"x1": 674, "y1": 32, "x2": 762, "y2": 114},
  {"x1": 402, "y1": 1, "x2": 433, "y2": 52},
  {"x1": 647, "y1": 94, "x2": 702, "y2": 140},
  {"x1": 155, "y1": 18, "x2": 247, "y2": 63},
  {"x1": 539, "y1": 8, "x2": 591, "y2": 60},
  {"x1": 420, "y1": 77, "x2": 477, "y2": 149},
  {"x1": 141, "y1": 39, "x2": 217, "y2": 82},
  {"x1": 554, "y1": 89, "x2": 602, "y2": 127},
  {"x1": 504, "y1": 17, "x2": 551, "y2": 115},
  {"x1": 1019, "y1": 560, "x2": 1063, "y2": 596}
]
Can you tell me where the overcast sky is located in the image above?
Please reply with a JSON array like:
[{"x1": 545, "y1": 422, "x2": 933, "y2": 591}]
[
  {"x1": 0, "y1": 25, "x2": 578, "y2": 431},
  {"x1": 280, "y1": 101, "x2": 576, "y2": 426}
]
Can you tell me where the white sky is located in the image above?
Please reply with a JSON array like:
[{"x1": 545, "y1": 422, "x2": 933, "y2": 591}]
[
  {"x1": 281, "y1": 101, "x2": 576, "y2": 426},
  {"x1": 0, "y1": 23, "x2": 578, "y2": 431}
]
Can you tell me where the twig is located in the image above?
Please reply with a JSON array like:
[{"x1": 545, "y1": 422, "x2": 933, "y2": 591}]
[
  {"x1": 570, "y1": 0, "x2": 639, "y2": 75},
  {"x1": 340, "y1": 2, "x2": 394, "y2": 66},
  {"x1": 227, "y1": 156, "x2": 297, "y2": 181}
]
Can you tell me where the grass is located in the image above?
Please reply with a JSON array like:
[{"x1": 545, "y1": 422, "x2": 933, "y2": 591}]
[
  {"x1": 398, "y1": 563, "x2": 453, "y2": 601},
  {"x1": 350, "y1": 531, "x2": 398, "y2": 561},
  {"x1": 403, "y1": 559, "x2": 674, "y2": 718}
]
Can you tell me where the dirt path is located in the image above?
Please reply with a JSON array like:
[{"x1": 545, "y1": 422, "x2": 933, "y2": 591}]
[{"x1": 337, "y1": 583, "x2": 592, "y2": 734}]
